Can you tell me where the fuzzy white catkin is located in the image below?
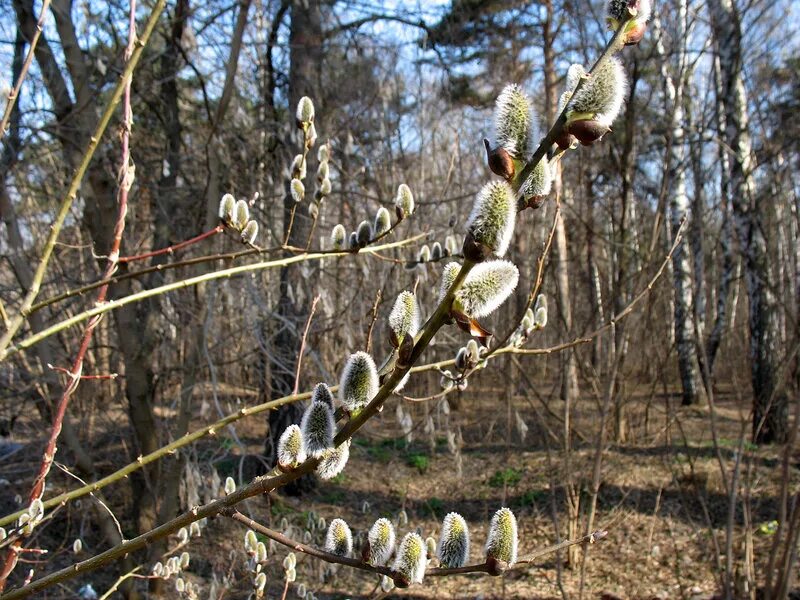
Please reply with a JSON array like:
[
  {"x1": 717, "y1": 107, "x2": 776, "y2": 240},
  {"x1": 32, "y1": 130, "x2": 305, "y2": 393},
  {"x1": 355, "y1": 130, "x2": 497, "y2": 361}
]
[
  {"x1": 395, "y1": 184, "x2": 415, "y2": 217},
  {"x1": 466, "y1": 180, "x2": 517, "y2": 257},
  {"x1": 291, "y1": 178, "x2": 305, "y2": 203},
  {"x1": 233, "y1": 199, "x2": 249, "y2": 230},
  {"x1": 218, "y1": 193, "x2": 235, "y2": 221},
  {"x1": 493, "y1": 84, "x2": 536, "y2": 160},
  {"x1": 311, "y1": 382, "x2": 335, "y2": 408},
  {"x1": 392, "y1": 533, "x2": 427, "y2": 585},
  {"x1": 242, "y1": 220, "x2": 259, "y2": 245},
  {"x1": 438, "y1": 262, "x2": 462, "y2": 304},
  {"x1": 367, "y1": 518, "x2": 396, "y2": 566},
  {"x1": 296, "y1": 96, "x2": 315, "y2": 124},
  {"x1": 568, "y1": 57, "x2": 627, "y2": 126},
  {"x1": 338, "y1": 351, "x2": 379, "y2": 411},
  {"x1": 300, "y1": 400, "x2": 335, "y2": 458},
  {"x1": 485, "y1": 507, "x2": 518, "y2": 565},
  {"x1": 454, "y1": 260, "x2": 520, "y2": 318},
  {"x1": 277, "y1": 424, "x2": 307, "y2": 468},
  {"x1": 438, "y1": 512, "x2": 470, "y2": 568},
  {"x1": 330, "y1": 224, "x2": 346, "y2": 250},
  {"x1": 324, "y1": 518, "x2": 353, "y2": 557},
  {"x1": 388, "y1": 291, "x2": 419, "y2": 343},
  {"x1": 374, "y1": 206, "x2": 391, "y2": 236},
  {"x1": 316, "y1": 439, "x2": 350, "y2": 480}
]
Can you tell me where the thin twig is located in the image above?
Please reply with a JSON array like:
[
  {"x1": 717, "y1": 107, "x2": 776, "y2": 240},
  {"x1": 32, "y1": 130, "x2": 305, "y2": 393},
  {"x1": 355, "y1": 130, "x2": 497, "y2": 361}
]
[
  {"x1": 293, "y1": 295, "x2": 320, "y2": 396},
  {"x1": 0, "y1": 0, "x2": 51, "y2": 142},
  {"x1": 365, "y1": 289, "x2": 382, "y2": 353},
  {"x1": 2, "y1": 235, "x2": 424, "y2": 360},
  {"x1": 118, "y1": 225, "x2": 223, "y2": 263}
]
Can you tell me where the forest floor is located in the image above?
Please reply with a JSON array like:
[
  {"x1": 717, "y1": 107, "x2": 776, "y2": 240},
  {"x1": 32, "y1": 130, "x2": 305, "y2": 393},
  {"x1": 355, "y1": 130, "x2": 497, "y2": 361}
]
[{"x1": 1, "y1": 377, "x2": 798, "y2": 599}]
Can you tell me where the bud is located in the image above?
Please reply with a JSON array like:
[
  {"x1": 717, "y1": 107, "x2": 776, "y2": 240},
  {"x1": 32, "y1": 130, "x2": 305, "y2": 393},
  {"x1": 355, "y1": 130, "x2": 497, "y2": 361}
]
[
  {"x1": 316, "y1": 439, "x2": 350, "y2": 480},
  {"x1": 254, "y1": 571, "x2": 267, "y2": 593},
  {"x1": 395, "y1": 184, "x2": 415, "y2": 219},
  {"x1": 189, "y1": 521, "x2": 201, "y2": 537},
  {"x1": 308, "y1": 202, "x2": 319, "y2": 219},
  {"x1": 466, "y1": 339, "x2": 480, "y2": 363},
  {"x1": 339, "y1": 351, "x2": 379, "y2": 411},
  {"x1": 493, "y1": 84, "x2": 536, "y2": 161},
  {"x1": 256, "y1": 541, "x2": 268, "y2": 563},
  {"x1": 454, "y1": 347, "x2": 468, "y2": 370},
  {"x1": 291, "y1": 178, "x2": 305, "y2": 203},
  {"x1": 366, "y1": 518, "x2": 396, "y2": 566},
  {"x1": 392, "y1": 533, "x2": 427, "y2": 587},
  {"x1": 453, "y1": 260, "x2": 519, "y2": 318},
  {"x1": 218, "y1": 193, "x2": 236, "y2": 223},
  {"x1": 444, "y1": 235, "x2": 459, "y2": 257},
  {"x1": 245, "y1": 529, "x2": 258, "y2": 553},
  {"x1": 180, "y1": 551, "x2": 190, "y2": 569},
  {"x1": 176, "y1": 578, "x2": 185, "y2": 592},
  {"x1": 306, "y1": 123, "x2": 318, "y2": 148},
  {"x1": 73, "y1": 538, "x2": 83, "y2": 554},
  {"x1": 234, "y1": 199, "x2": 250, "y2": 230},
  {"x1": 348, "y1": 232, "x2": 359, "y2": 249},
  {"x1": 440, "y1": 371, "x2": 454, "y2": 391},
  {"x1": 224, "y1": 476, "x2": 236, "y2": 495},
  {"x1": 317, "y1": 143, "x2": 329, "y2": 162},
  {"x1": 319, "y1": 178, "x2": 332, "y2": 197},
  {"x1": 520, "y1": 159, "x2": 552, "y2": 207},
  {"x1": 438, "y1": 262, "x2": 462, "y2": 304},
  {"x1": 388, "y1": 291, "x2": 419, "y2": 346},
  {"x1": 291, "y1": 154, "x2": 307, "y2": 179},
  {"x1": 425, "y1": 536, "x2": 437, "y2": 557},
  {"x1": 566, "y1": 57, "x2": 627, "y2": 144},
  {"x1": 418, "y1": 245, "x2": 431, "y2": 263},
  {"x1": 465, "y1": 181, "x2": 517, "y2": 259},
  {"x1": 431, "y1": 242, "x2": 442, "y2": 261},
  {"x1": 484, "y1": 138, "x2": 516, "y2": 180},
  {"x1": 485, "y1": 507, "x2": 518, "y2": 567},
  {"x1": 177, "y1": 526, "x2": 189, "y2": 544},
  {"x1": 331, "y1": 224, "x2": 346, "y2": 250},
  {"x1": 297, "y1": 583, "x2": 307, "y2": 598},
  {"x1": 521, "y1": 308, "x2": 535, "y2": 333},
  {"x1": 317, "y1": 160, "x2": 329, "y2": 182},
  {"x1": 607, "y1": 0, "x2": 650, "y2": 44},
  {"x1": 381, "y1": 575, "x2": 395, "y2": 592},
  {"x1": 283, "y1": 553, "x2": 297, "y2": 570},
  {"x1": 356, "y1": 220, "x2": 372, "y2": 247},
  {"x1": 296, "y1": 96, "x2": 315, "y2": 126},
  {"x1": 534, "y1": 306, "x2": 548, "y2": 329},
  {"x1": 373, "y1": 207, "x2": 391, "y2": 237},
  {"x1": 311, "y1": 382, "x2": 335, "y2": 408},
  {"x1": 242, "y1": 220, "x2": 259, "y2": 245},
  {"x1": 324, "y1": 518, "x2": 353, "y2": 557},
  {"x1": 438, "y1": 512, "x2": 470, "y2": 568},
  {"x1": 285, "y1": 567, "x2": 297, "y2": 582},
  {"x1": 153, "y1": 561, "x2": 164, "y2": 577},
  {"x1": 277, "y1": 424, "x2": 307, "y2": 469},
  {"x1": 301, "y1": 400, "x2": 335, "y2": 458}
]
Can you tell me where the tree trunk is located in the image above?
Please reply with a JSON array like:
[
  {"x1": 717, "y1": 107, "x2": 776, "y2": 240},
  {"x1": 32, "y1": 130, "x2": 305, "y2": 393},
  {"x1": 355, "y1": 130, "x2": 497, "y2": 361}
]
[
  {"x1": 264, "y1": 0, "x2": 323, "y2": 494},
  {"x1": 708, "y1": 0, "x2": 788, "y2": 443},
  {"x1": 656, "y1": 9, "x2": 702, "y2": 405}
]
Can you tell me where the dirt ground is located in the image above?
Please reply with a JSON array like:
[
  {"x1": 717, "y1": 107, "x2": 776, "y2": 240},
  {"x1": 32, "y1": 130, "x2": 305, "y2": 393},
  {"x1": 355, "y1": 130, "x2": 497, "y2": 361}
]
[{"x1": 1, "y1": 376, "x2": 798, "y2": 599}]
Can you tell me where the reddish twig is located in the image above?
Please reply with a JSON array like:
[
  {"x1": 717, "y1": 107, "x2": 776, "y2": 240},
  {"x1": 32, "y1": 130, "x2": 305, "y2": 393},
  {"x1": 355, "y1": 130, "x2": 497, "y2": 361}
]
[
  {"x1": 47, "y1": 364, "x2": 118, "y2": 380},
  {"x1": 365, "y1": 289, "x2": 382, "y2": 353},
  {"x1": 292, "y1": 295, "x2": 320, "y2": 396},
  {"x1": 0, "y1": 3, "x2": 138, "y2": 591},
  {"x1": 117, "y1": 225, "x2": 223, "y2": 263},
  {"x1": 0, "y1": 0, "x2": 51, "y2": 142}
]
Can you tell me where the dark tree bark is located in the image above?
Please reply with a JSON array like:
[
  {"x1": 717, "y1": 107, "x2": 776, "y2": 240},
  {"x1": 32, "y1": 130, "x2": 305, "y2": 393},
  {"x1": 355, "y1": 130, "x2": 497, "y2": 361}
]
[{"x1": 708, "y1": 0, "x2": 788, "y2": 444}]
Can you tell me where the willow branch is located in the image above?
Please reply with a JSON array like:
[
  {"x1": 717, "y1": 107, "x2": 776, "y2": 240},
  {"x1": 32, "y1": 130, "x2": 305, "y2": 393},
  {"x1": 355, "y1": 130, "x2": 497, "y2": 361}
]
[
  {"x1": 226, "y1": 510, "x2": 606, "y2": 580},
  {"x1": 0, "y1": 0, "x2": 167, "y2": 355},
  {"x1": 118, "y1": 225, "x2": 223, "y2": 263},
  {"x1": 1, "y1": 234, "x2": 424, "y2": 360}
]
